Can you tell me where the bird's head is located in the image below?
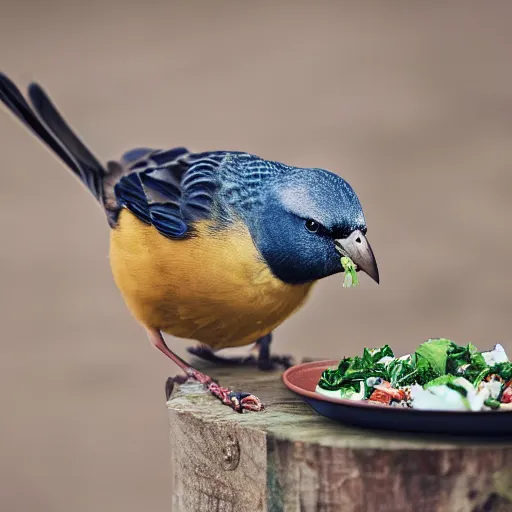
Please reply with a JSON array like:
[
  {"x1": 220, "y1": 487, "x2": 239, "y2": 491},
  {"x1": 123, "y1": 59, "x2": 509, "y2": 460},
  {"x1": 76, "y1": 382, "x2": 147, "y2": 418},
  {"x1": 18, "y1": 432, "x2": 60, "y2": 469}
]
[{"x1": 244, "y1": 164, "x2": 379, "y2": 285}]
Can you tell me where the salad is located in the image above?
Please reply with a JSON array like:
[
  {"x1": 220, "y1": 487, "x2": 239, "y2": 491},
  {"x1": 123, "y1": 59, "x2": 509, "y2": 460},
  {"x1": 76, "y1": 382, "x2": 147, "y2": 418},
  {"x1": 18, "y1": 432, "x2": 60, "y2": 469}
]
[{"x1": 316, "y1": 338, "x2": 512, "y2": 411}]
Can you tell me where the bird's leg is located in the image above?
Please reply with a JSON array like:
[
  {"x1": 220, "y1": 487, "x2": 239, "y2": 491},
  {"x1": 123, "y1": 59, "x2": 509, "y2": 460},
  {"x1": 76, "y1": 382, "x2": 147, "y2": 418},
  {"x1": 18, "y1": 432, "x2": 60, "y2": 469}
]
[
  {"x1": 147, "y1": 329, "x2": 263, "y2": 413},
  {"x1": 187, "y1": 333, "x2": 294, "y2": 371},
  {"x1": 255, "y1": 334, "x2": 294, "y2": 371}
]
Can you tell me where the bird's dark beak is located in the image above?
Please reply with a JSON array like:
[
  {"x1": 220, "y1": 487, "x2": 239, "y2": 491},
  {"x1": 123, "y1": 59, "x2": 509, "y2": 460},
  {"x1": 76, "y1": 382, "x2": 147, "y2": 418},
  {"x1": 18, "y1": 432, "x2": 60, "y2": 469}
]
[{"x1": 335, "y1": 230, "x2": 379, "y2": 284}]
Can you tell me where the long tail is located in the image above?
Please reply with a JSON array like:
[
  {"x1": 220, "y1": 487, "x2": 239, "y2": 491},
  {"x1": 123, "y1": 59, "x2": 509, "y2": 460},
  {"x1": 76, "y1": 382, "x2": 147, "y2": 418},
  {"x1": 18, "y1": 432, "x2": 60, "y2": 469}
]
[{"x1": 0, "y1": 73, "x2": 106, "y2": 203}]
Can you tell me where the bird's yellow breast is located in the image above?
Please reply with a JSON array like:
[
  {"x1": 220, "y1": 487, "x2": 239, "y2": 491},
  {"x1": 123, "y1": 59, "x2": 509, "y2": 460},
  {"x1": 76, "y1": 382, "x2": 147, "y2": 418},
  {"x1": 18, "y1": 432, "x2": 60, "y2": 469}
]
[{"x1": 109, "y1": 210, "x2": 314, "y2": 349}]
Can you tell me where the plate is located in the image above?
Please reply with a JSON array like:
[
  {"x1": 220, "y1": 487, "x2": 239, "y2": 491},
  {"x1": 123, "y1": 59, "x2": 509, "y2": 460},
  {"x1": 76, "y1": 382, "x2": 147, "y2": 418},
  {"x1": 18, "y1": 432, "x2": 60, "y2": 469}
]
[{"x1": 282, "y1": 360, "x2": 512, "y2": 436}]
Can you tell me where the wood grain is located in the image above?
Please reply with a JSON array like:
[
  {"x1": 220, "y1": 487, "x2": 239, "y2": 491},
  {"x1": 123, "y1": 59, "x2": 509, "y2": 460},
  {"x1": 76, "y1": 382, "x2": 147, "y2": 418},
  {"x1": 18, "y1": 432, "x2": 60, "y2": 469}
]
[{"x1": 167, "y1": 363, "x2": 512, "y2": 512}]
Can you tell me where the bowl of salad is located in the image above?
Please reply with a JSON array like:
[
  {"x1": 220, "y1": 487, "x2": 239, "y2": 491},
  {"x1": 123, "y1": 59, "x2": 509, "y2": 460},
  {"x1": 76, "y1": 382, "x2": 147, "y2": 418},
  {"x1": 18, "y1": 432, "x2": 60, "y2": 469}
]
[{"x1": 282, "y1": 338, "x2": 512, "y2": 435}]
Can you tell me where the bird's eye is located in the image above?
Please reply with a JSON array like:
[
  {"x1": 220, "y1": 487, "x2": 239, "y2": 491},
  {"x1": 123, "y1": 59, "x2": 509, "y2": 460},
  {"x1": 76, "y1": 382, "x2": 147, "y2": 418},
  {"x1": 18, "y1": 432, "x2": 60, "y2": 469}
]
[{"x1": 305, "y1": 219, "x2": 320, "y2": 233}]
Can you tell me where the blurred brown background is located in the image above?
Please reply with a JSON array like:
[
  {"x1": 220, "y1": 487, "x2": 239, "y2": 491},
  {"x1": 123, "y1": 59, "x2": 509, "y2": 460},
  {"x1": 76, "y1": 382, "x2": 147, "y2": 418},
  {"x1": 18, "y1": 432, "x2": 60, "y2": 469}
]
[{"x1": 1, "y1": 1, "x2": 512, "y2": 511}]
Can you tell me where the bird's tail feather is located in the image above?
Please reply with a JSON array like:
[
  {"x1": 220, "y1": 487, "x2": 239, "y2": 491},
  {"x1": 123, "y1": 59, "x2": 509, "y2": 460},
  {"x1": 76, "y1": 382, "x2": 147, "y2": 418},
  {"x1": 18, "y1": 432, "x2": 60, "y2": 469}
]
[{"x1": 0, "y1": 73, "x2": 106, "y2": 202}]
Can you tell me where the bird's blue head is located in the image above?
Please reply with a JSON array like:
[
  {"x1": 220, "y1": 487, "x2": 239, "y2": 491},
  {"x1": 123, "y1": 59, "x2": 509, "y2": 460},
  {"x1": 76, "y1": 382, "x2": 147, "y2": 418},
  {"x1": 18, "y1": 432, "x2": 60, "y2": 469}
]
[{"x1": 221, "y1": 156, "x2": 379, "y2": 285}]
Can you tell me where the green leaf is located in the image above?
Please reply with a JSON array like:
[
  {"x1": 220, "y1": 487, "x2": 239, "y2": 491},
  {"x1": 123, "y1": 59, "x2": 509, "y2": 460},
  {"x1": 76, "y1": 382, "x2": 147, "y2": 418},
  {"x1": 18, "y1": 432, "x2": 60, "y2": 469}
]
[
  {"x1": 413, "y1": 338, "x2": 454, "y2": 375},
  {"x1": 344, "y1": 364, "x2": 389, "y2": 382},
  {"x1": 446, "y1": 343, "x2": 476, "y2": 374},
  {"x1": 342, "y1": 356, "x2": 366, "y2": 374},
  {"x1": 413, "y1": 354, "x2": 443, "y2": 385},
  {"x1": 362, "y1": 349, "x2": 374, "y2": 368},
  {"x1": 337, "y1": 357, "x2": 353, "y2": 375},
  {"x1": 366, "y1": 345, "x2": 394, "y2": 363},
  {"x1": 490, "y1": 361, "x2": 512, "y2": 381},
  {"x1": 458, "y1": 352, "x2": 490, "y2": 385},
  {"x1": 318, "y1": 368, "x2": 344, "y2": 390},
  {"x1": 445, "y1": 342, "x2": 490, "y2": 385},
  {"x1": 320, "y1": 346, "x2": 394, "y2": 394},
  {"x1": 388, "y1": 359, "x2": 416, "y2": 387},
  {"x1": 338, "y1": 381, "x2": 364, "y2": 399},
  {"x1": 339, "y1": 352, "x2": 388, "y2": 380},
  {"x1": 469, "y1": 351, "x2": 488, "y2": 373},
  {"x1": 341, "y1": 256, "x2": 359, "y2": 288},
  {"x1": 484, "y1": 398, "x2": 501, "y2": 410},
  {"x1": 470, "y1": 368, "x2": 491, "y2": 387}
]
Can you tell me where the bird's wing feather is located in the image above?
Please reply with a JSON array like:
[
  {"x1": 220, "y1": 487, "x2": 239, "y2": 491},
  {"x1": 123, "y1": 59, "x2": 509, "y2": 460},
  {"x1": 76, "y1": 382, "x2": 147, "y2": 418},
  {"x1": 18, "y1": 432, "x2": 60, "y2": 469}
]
[{"x1": 114, "y1": 149, "x2": 235, "y2": 239}]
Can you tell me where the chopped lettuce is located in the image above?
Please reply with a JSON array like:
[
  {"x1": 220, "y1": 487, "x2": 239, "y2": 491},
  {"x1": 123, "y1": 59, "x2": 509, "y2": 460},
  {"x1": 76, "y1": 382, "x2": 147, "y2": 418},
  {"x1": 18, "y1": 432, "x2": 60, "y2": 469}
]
[
  {"x1": 341, "y1": 256, "x2": 359, "y2": 288},
  {"x1": 413, "y1": 338, "x2": 454, "y2": 375}
]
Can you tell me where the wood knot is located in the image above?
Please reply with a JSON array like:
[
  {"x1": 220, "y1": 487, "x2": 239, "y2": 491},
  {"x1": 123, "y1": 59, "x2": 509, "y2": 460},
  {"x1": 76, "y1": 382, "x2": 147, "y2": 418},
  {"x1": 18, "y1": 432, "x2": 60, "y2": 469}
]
[{"x1": 221, "y1": 435, "x2": 240, "y2": 471}]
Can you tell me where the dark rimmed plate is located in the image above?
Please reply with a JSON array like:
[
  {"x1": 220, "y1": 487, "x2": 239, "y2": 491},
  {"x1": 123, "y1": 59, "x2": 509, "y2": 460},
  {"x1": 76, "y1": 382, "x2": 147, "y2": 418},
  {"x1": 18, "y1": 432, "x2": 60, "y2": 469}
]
[{"x1": 282, "y1": 360, "x2": 512, "y2": 436}]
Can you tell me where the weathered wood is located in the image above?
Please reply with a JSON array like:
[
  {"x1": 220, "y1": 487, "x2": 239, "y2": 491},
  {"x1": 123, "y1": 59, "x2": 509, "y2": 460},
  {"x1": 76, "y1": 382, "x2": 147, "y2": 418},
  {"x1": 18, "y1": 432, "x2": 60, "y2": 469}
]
[{"x1": 167, "y1": 362, "x2": 512, "y2": 512}]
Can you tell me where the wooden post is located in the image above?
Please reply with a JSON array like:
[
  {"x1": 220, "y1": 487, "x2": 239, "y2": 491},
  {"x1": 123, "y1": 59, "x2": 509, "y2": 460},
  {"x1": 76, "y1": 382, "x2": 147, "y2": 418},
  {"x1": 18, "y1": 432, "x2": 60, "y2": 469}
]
[{"x1": 167, "y1": 362, "x2": 512, "y2": 512}]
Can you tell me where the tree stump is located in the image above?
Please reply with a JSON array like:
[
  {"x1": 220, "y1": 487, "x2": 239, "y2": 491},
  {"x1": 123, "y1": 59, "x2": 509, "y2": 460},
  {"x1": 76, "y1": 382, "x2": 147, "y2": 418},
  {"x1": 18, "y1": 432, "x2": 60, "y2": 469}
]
[{"x1": 166, "y1": 362, "x2": 512, "y2": 512}]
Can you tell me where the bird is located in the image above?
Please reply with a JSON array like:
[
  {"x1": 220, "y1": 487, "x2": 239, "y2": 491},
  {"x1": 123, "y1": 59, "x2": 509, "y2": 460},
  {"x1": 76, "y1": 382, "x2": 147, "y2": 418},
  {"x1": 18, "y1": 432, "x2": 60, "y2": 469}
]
[{"x1": 0, "y1": 73, "x2": 379, "y2": 413}]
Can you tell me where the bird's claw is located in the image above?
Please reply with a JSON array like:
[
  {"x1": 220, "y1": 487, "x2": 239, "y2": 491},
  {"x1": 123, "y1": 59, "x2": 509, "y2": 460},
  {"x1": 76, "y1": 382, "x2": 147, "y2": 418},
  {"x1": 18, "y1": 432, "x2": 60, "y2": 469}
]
[
  {"x1": 231, "y1": 391, "x2": 265, "y2": 412},
  {"x1": 258, "y1": 354, "x2": 295, "y2": 371},
  {"x1": 223, "y1": 388, "x2": 265, "y2": 413},
  {"x1": 166, "y1": 369, "x2": 264, "y2": 412},
  {"x1": 207, "y1": 380, "x2": 264, "y2": 412}
]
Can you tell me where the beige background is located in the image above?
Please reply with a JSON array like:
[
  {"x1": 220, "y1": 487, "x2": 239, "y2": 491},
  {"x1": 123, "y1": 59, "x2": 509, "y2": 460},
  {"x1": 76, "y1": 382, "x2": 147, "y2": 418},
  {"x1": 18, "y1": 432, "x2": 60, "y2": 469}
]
[{"x1": 1, "y1": 1, "x2": 512, "y2": 511}]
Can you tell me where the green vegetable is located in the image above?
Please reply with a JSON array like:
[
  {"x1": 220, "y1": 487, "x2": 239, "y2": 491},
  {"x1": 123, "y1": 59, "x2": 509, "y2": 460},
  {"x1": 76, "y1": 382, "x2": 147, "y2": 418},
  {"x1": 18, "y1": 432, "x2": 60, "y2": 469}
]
[
  {"x1": 491, "y1": 361, "x2": 512, "y2": 381},
  {"x1": 445, "y1": 342, "x2": 478, "y2": 373},
  {"x1": 339, "y1": 381, "x2": 365, "y2": 400},
  {"x1": 319, "y1": 347, "x2": 392, "y2": 398},
  {"x1": 341, "y1": 256, "x2": 359, "y2": 288},
  {"x1": 413, "y1": 356, "x2": 442, "y2": 385},
  {"x1": 365, "y1": 345, "x2": 394, "y2": 364},
  {"x1": 465, "y1": 353, "x2": 489, "y2": 383},
  {"x1": 413, "y1": 338, "x2": 454, "y2": 375},
  {"x1": 318, "y1": 367, "x2": 345, "y2": 390},
  {"x1": 444, "y1": 343, "x2": 490, "y2": 384},
  {"x1": 388, "y1": 358, "x2": 417, "y2": 387},
  {"x1": 484, "y1": 398, "x2": 501, "y2": 410},
  {"x1": 470, "y1": 367, "x2": 491, "y2": 387}
]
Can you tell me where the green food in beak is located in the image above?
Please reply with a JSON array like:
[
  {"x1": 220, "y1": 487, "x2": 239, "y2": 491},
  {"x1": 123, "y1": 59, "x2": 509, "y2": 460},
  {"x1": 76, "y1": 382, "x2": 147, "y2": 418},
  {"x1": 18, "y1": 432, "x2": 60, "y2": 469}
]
[{"x1": 341, "y1": 256, "x2": 359, "y2": 288}]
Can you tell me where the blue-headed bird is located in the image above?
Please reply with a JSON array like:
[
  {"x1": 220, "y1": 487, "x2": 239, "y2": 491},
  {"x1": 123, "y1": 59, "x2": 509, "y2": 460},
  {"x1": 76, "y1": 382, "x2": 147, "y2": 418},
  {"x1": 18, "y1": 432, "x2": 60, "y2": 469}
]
[{"x1": 0, "y1": 74, "x2": 379, "y2": 412}]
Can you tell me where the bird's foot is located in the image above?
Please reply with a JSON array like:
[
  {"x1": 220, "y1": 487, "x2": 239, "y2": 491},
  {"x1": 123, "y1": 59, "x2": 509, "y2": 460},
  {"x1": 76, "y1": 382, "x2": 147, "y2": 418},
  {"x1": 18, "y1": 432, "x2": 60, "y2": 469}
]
[
  {"x1": 206, "y1": 380, "x2": 264, "y2": 413},
  {"x1": 187, "y1": 334, "x2": 294, "y2": 372},
  {"x1": 165, "y1": 368, "x2": 264, "y2": 413},
  {"x1": 149, "y1": 329, "x2": 262, "y2": 412},
  {"x1": 257, "y1": 353, "x2": 295, "y2": 371}
]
